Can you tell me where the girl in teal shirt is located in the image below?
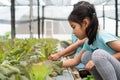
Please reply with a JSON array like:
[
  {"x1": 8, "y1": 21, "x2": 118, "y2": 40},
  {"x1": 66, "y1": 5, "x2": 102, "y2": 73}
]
[{"x1": 63, "y1": 1, "x2": 120, "y2": 80}]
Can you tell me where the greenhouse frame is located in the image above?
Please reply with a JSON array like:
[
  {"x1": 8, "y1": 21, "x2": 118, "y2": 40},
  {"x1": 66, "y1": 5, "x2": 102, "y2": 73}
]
[
  {"x1": 0, "y1": 0, "x2": 120, "y2": 40},
  {"x1": 0, "y1": 0, "x2": 120, "y2": 80}
]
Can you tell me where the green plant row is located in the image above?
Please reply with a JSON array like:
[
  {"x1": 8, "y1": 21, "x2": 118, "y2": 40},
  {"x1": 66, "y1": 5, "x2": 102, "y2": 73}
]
[
  {"x1": 0, "y1": 60, "x2": 63, "y2": 80},
  {"x1": 0, "y1": 38, "x2": 59, "y2": 62},
  {"x1": 0, "y1": 38, "x2": 64, "y2": 80}
]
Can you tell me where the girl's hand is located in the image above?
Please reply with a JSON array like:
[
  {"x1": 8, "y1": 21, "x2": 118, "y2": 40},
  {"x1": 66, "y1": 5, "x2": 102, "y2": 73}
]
[
  {"x1": 48, "y1": 53, "x2": 61, "y2": 60},
  {"x1": 85, "y1": 60, "x2": 95, "y2": 71}
]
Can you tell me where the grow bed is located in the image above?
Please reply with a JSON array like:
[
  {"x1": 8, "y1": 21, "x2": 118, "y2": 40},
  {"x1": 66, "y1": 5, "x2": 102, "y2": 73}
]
[
  {"x1": 54, "y1": 69, "x2": 74, "y2": 80},
  {"x1": 53, "y1": 57, "x2": 81, "y2": 80}
]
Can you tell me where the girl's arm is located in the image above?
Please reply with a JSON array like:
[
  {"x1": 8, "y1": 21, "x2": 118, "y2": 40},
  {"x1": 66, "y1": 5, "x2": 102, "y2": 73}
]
[
  {"x1": 48, "y1": 38, "x2": 87, "y2": 60},
  {"x1": 107, "y1": 40, "x2": 120, "y2": 60},
  {"x1": 62, "y1": 50, "x2": 85, "y2": 67},
  {"x1": 58, "y1": 38, "x2": 87, "y2": 57}
]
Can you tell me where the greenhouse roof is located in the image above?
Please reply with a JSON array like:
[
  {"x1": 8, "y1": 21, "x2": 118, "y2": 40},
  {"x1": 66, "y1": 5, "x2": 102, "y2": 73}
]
[
  {"x1": 0, "y1": 0, "x2": 120, "y2": 37},
  {"x1": 0, "y1": 0, "x2": 120, "y2": 6},
  {"x1": 0, "y1": 0, "x2": 120, "y2": 24}
]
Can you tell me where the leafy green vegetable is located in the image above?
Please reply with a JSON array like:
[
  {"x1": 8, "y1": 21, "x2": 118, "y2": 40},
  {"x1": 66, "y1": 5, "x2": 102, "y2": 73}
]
[
  {"x1": 30, "y1": 64, "x2": 51, "y2": 80},
  {"x1": 83, "y1": 75, "x2": 95, "y2": 80},
  {"x1": 0, "y1": 38, "x2": 60, "y2": 80}
]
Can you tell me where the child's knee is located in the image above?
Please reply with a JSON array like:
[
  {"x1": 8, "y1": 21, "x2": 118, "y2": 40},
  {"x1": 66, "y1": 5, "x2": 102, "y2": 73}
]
[
  {"x1": 92, "y1": 49, "x2": 108, "y2": 63},
  {"x1": 81, "y1": 51, "x2": 92, "y2": 64}
]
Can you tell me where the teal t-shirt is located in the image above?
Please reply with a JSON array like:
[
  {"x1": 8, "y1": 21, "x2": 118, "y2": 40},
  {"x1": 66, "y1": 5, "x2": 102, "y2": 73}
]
[
  {"x1": 72, "y1": 34, "x2": 85, "y2": 69},
  {"x1": 72, "y1": 34, "x2": 83, "y2": 55},
  {"x1": 83, "y1": 30, "x2": 120, "y2": 55}
]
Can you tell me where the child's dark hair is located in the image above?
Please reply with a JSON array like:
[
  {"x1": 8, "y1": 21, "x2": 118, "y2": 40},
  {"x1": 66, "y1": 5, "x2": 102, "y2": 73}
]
[{"x1": 68, "y1": 1, "x2": 99, "y2": 45}]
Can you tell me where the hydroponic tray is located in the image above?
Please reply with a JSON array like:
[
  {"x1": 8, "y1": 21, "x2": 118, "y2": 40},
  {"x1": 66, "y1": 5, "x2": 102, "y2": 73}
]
[{"x1": 54, "y1": 69, "x2": 75, "y2": 80}]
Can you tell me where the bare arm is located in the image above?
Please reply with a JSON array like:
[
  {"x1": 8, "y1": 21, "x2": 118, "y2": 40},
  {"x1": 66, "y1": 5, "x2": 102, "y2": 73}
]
[
  {"x1": 48, "y1": 38, "x2": 87, "y2": 60},
  {"x1": 107, "y1": 40, "x2": 120, "y2": 60},
  {"x1": 59, "y1": 38, "x2": 87, "y2": 57},
  {"x1": 62, "y1": 50, "x2": 85, "y2": 67}
]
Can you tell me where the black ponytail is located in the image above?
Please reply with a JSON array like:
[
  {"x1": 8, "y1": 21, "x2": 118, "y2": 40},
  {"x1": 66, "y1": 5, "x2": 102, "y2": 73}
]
[
  {"x1": 86, "y1": 6, "x2": 99, "y2": 45},
  {"x1": 86, "y1": 15, "x2": 98, "y2": 45}
]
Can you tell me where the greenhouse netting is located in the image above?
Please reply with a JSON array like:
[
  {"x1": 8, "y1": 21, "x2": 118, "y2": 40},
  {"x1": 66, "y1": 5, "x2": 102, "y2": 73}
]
[{"x1": 0, "y1": 0, "x2": 120, "y2": 40}]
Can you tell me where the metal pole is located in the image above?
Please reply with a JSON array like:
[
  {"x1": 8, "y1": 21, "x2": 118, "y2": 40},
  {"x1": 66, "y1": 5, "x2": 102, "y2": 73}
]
[
  {"x1": 42, "y1": 6, "x2": 44, "y2": 38},
  {"x1": 115, "y1": 0, "x2": 118, "y2": 36},
  {"x1": 29, "y1": 0, "x2": 33, "y2": 38},
  {"x1": 37, "y1": 0, "x2": 40, "y2": 38},
  {"x1": 103, "y1": 5, "x2": 105, "y2": 29},
  {"x1": 11, "y1": 0, "x2": 15, "y2": 39}
]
